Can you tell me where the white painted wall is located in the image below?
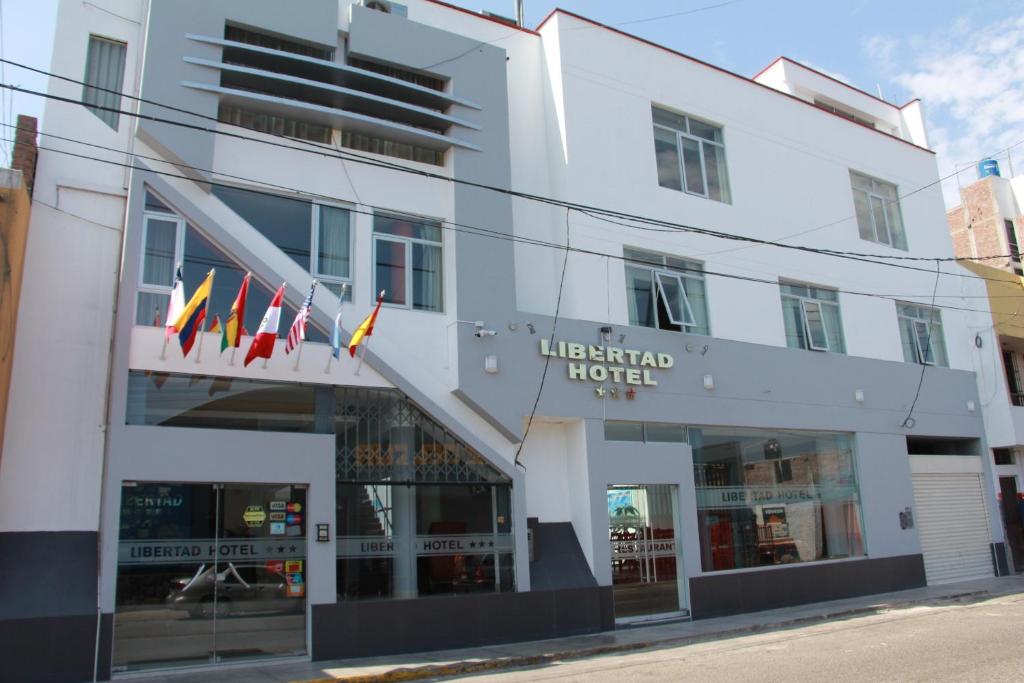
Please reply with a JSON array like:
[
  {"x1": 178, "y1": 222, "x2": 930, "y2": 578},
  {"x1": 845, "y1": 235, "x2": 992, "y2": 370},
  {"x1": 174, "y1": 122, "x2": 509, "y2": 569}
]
[
  {"x1": 0, "y1": 0, "x2": 145, "y2": 531},
  {"x1": 520, "y1": 421, "x2": 572, "y2": 523}
]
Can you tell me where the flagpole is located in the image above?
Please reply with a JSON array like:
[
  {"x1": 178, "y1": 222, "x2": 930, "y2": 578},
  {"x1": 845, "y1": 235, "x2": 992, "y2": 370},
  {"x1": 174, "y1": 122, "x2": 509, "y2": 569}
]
[
  {"x1": 326, "y1": 283, "x2": 348, "y2": 374},
  {"x1": 194, "y1": 269, "x2": 215, "y2": 364},
  {"x1": 294, "y1": 340, "x2": 304, "y2": 371},
  {"x1": 355, "y1": 337, "x2": 369, "y2": 376},
  {"x1": 230, "y1": 348, "x2": 236, "y2": 366}
]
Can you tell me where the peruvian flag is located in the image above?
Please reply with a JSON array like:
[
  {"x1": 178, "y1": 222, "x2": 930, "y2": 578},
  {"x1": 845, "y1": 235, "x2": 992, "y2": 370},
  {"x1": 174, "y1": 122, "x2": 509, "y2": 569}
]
[{"x1": 244, "y1": 284, "x2": 285, "y2": 367}]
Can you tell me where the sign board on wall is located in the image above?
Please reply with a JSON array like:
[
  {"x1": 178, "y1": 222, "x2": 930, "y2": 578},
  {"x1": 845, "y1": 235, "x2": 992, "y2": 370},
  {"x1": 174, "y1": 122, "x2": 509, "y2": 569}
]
[{"x1": 539, "y1": 339, "x2": 674, "y2": 386}]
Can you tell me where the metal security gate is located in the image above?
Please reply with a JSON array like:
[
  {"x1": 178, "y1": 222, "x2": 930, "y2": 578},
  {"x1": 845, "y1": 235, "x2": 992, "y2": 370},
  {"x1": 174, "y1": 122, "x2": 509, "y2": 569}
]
[{"x1": 911, "y1": 469, "x2": 993, "y2": 584}]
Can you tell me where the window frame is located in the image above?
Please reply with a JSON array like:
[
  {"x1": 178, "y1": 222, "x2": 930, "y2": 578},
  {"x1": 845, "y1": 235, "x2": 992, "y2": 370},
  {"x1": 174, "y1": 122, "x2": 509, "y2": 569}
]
[
  {"x1": 897, "y1": 302, "x2": 946, "y2": 366},
  {"x1": 310, "y1": 201, "x2": 355, "y2": 299},
  {"x1": 652, "y1": 106, "x2": 730, "y2": 203},
  {"x1": 779, "y1": 280, "x2": 844, "y2": 353},
  {"x1": 137, "y1": 211, "x2": 185, "y2": 297},
  {"x1": 372, "y1": 212, "x2": 444, "y2": 313},
  {"x1": 654, "y1": 270, "x2": 697, "y2": 327},
  {"x1": 82, "y1": 34, "x2": 127, "y2": 130},
  {"x1": 625, "y1": 248, "x2": 710, "y2": 335},
  {"x1": 850, "y1": 170, "x2": 906, "y2": 250}
]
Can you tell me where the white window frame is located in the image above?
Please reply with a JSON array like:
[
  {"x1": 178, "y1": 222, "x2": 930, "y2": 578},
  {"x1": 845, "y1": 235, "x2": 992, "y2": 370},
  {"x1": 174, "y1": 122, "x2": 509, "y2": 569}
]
[
  {"x1": 780, "y1": 281, "x2": 843, "y2": 353},
  {"x1": 800, "y1": 299, "x2": 830, "y2": 352},
  {"x1": 912, "y1": 319, "x2": 936, "y2": 365},
  {"x1": 652, "y1": 109, "x2": 728, "y2": 202},
  {"x1": 851, "y1": 171, "x2": 904, "y2": 249},
  {"x1": 371, "y1": 213, "x2": 444, "y2": 312},
  {"x1": 137, "y1": 211, "x2": 185, "y2": 295},
  {"x1": 310, "y1": 201, "x2": 355, "y2": 299},
  {"x1": 655, "y1": 270, "x2": 697, "y2": 327},
  {"x1": 897, "y1": 303, "x2": 944, "y2": 366}
]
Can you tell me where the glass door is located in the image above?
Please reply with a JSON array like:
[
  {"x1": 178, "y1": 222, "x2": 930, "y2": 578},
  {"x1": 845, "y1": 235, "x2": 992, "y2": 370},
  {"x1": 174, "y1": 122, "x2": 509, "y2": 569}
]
[
  {"x1": 608, "y1": 484, "x2": 683, "y2": 619},
  {"x1": 113, "y1": 482, "x2": 308, "y2": 672}
]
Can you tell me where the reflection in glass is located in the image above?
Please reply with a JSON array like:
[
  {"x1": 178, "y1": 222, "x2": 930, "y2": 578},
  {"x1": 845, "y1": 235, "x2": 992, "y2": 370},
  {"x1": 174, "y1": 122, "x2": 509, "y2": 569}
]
[{"x1": 690, "y1": 427, "x2": 865, "y2": 572}]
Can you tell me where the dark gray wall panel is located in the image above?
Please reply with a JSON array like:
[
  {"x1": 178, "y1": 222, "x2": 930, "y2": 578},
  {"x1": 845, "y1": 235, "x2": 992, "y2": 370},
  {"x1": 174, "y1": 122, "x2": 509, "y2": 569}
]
[
  {"x1": 688, "y1": 554, "x2": 926, "y2": 619},
  {"x1": 0, "y1": 612, "x2": 112, "y2": 683},
  {"x1": 312, "y1": 587, "x2": 613, "y2": 660},
  {"x1": 0, "y1": 531, "x2": 98, "y2": 619},
  {"x1": 530, "y1": 521, "x2": 598, "y2": 590}
]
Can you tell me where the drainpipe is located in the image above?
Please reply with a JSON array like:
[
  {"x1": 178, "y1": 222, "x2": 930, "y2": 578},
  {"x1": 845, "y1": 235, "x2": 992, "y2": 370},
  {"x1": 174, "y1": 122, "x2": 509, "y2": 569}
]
[{"x1": 515, "y1": 0, "x2": 524, "y2": 27}]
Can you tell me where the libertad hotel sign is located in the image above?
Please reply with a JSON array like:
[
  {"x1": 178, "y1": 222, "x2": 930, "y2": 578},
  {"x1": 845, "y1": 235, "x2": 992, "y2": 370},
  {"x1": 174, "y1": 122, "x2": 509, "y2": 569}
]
[{"x1": 539, "y1": 339, "x2": 674, "y2": 386}]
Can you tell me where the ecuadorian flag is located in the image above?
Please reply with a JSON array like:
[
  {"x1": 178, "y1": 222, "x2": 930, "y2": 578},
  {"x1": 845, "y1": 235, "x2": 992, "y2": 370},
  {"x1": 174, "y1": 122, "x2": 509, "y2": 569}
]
[{"x1": 174, "y1": 269, "x2": 215, "y2": 357}]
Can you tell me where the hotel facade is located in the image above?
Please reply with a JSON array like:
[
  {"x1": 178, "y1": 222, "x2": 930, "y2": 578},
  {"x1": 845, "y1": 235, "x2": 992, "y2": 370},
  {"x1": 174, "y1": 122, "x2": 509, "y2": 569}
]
[{"x1": 0, "y1": 1, "x2": 1011, "y2": 680}]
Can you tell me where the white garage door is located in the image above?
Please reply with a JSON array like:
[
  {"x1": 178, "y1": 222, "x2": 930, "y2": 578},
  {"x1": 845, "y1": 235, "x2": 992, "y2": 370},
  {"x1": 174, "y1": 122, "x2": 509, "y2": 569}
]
[{"x1": 911, "y1": 470, "x2": 993, "y2": 584}]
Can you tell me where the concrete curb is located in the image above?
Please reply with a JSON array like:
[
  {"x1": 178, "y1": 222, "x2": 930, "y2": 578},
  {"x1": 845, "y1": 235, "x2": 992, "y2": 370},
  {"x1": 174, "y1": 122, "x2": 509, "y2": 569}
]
[{"x1": 292, "y1": 590, "x2": 991, "y2": 683}]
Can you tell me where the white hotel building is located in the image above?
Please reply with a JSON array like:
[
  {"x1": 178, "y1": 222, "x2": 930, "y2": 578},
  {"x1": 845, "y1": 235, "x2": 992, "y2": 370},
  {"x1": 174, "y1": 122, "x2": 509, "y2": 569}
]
[{"x1": 0, "y1": 1, "x2": 1011, "y2": 680}]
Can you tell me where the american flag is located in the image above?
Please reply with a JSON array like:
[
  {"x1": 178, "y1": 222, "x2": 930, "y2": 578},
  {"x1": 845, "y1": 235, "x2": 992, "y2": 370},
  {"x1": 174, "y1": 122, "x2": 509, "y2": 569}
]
[{"x1": 285, "y1": 280, "x2": 318, "y2": 355}]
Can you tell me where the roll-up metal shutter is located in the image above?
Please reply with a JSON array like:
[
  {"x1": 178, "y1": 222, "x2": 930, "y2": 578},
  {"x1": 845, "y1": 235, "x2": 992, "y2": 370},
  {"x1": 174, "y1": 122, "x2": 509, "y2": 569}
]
[{"x1": 911, "y1": 471, "x2": 993, "y2": 584}]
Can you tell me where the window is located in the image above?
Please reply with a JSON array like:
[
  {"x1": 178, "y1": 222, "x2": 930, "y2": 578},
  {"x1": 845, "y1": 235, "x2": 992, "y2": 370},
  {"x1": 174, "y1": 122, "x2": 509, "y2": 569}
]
[
  {"x1": 690, "y1": 426, "x2": 865, "y2": 572},
  {"x1": 813, "y1": 99, "x2": 876, "y2": 129},
  {"x1": 212, "y1": 185, "x2": 353, "y2": 299},
  {"x1": 897, "y1": 303, "x2": 947, "y2": 366},
  {"x1": 341, "y1": 129, "x2": 445, "y2": 167},
  {"x1": 218, "y1": 104, "x2": 332, "y2": 144},
  {"x1": 136, "y1": 193, "x2": 184, "y2": 327},
  {"x1": 604, "y1": 421, "x2": 686, "y2": 443},
  {"x1": 1005, "y1": 220, "x2": 1022, "y2": 275},
  {"x1": 652, "y1": 106, "x2": 730, "y2": 202},
  {"x1": 82, "y1": 35, "x2": 127, "y2": 130},
  {"x1": 993, "y1": 448, "x2": 1015, "y2": 466},
  {"x1": 850, "y1": 171, "x2": 907, "y2": 250},
  {"x1": 224, "y1": 24, "x2": 334, "y2": 60},
  {"x1": 373, "y1": 213, "x2": 443, "y2": 312},
  {"x1": 625, "y1": 248, "x2": 710, "y2": 335},
  {"x1": 779, "y1": 281, "x2": 845, "y2": 353},
  {"x1": 1002, "y1": 351, "x2": 1024, "y2": 406}
]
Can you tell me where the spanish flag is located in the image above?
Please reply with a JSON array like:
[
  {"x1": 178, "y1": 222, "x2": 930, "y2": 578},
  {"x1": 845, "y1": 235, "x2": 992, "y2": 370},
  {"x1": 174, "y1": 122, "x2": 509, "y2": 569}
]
[
  {"x1": 349, "y1": 290, "x2": 385, "y2": 358},
  {"x1": 174, "y1": 269, "x2": 215, "y2": 357},
  {"x1": 221, "y1": 272, "x2": 251, "y2": 353}
]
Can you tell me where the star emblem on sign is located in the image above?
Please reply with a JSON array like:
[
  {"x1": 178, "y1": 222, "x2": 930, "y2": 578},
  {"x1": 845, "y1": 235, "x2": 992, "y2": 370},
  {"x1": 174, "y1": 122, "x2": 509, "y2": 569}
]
[
  {"x1": 595, "y1": 385, "x2": 606, "y2": 398},
  {"x1": 626, "y1": 387, "x2": 637, "y2": 400}
]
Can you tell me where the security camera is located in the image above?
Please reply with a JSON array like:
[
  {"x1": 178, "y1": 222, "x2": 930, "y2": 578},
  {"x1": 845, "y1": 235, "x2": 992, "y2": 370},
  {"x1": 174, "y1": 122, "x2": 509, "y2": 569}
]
[{"x1": 474, "y1": 328, "x2": 498, "y2": 338}]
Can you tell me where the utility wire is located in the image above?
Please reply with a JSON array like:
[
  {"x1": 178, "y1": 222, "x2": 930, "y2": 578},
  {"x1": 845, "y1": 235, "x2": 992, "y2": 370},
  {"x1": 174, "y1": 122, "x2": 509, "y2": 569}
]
[
  {"x1": 2, "y1": 63, "x2": 1019, "y2": 271},
  {"x1": 900, "y1": 259, "x2": 943, "y2": 429},
  {"x1": 515, "y1": 207, "x2": 571, "y2": 470},
  {"x1": 6, "y1": 128, "x2": 1014, "y2": 317}
]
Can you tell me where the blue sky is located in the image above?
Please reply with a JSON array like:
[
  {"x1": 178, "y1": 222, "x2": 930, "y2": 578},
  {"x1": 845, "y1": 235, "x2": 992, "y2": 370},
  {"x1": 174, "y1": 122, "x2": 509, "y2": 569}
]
[{"x1": 4, "y1": 0, "x2": 1023, "y2": 206}]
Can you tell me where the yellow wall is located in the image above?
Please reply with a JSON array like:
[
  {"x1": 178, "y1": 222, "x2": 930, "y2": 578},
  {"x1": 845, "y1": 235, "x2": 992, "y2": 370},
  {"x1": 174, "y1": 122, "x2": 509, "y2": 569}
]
[
  {"x1": 961, "y1": 260, "x2": 1024, "y2": 343},
  {"x1": 0, "y1": 171, "x2": 31, "y2": 465}
]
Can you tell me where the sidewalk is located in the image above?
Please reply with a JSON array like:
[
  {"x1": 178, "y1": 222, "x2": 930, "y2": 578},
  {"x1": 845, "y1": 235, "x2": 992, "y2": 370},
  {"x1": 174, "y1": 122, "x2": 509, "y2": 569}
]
[{"x1": 123, "y1": 575, "x2": 1024, "y2": 683}]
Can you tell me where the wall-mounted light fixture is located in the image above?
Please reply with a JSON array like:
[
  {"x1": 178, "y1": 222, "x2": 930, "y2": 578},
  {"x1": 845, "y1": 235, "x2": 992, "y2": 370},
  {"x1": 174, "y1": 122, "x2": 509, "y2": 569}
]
[
  {"x1": 484, "y1": 355, "x2": 499, "y2": 374},
  {"x1": 316, "y1": 523, "x2": 330, "y2": 543},
  {"x1": 600, "y1": 325, "x2": 612, "y2": 342},
  {"x1": 703, "y1": 374, "x2": 714, "y2": 391},
  {"x1": 854, "y1": 389, "x2": 864, "y2": 403},
  {"x1": 967, "y1": 400, "x2": 976, "y2": 413}
]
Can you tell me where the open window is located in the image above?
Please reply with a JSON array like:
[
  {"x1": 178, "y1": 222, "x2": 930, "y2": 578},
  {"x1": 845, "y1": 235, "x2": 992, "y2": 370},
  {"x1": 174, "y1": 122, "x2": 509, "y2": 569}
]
[
  {"x1": 913, "y1": 319, "x2": 936, "y2": 365},
  {"x1": 800, "y1": 300, "x2": 830, "y2": 352},
  {"x1": 655, "y1": 271, "x2": 697, "y2": 328}
]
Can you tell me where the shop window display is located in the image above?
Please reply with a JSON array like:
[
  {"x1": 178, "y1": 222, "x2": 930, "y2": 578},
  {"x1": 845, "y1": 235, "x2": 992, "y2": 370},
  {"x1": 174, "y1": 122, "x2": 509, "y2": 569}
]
[{"x1": 690, "y1": 427, "x2": 865, "y2": 571}]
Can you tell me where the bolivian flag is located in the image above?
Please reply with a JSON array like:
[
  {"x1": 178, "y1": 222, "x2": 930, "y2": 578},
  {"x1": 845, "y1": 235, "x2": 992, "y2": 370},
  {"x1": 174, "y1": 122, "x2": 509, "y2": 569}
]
[
  {"x1": 221, "y1": 272, "x2": 251, "y2": 352},
  {"x1": 174, "y1": 269, "x2": 215, "y2": 357},
  {"x1": 348, "y1": 290, "x2": 385, "y2": 358}
]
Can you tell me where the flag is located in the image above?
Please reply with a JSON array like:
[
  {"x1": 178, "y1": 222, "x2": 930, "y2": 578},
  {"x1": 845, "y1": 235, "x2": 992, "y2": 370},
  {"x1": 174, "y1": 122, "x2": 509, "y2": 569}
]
[
  {"x1": 285, "y1": 280, "x2": 318, "y2": 355},
  {"x1": 349, "y1": 290, "x2": 385, "y2": 358},
  {"x1": 330, "y1": 285, "x2": 347, "y2": 359},
  {"x1": 165, "y1": 265, "x2": 184, "y2": 342},
  {"x1": 245, "y1": 284, "x2": 285, "y2": 367},
  {"x1": 208, "y1": 315, "x2": 221, "y2": 334},
  {"x1": 174, "y1": 269, "x2": 215, "y2": 357},
  {"x1": 221, "y1": 273, "x2": 251, "y2": 353}
]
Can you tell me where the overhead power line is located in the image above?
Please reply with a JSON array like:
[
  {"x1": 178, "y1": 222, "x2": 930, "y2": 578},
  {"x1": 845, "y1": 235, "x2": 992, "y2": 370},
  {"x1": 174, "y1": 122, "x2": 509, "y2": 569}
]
[
  {"x1": 1, "y1": 58, "x2": 1019, "y2": 273},
  {"x1": 6, "y1": 126, "x2": 1015, "y2": 317}
]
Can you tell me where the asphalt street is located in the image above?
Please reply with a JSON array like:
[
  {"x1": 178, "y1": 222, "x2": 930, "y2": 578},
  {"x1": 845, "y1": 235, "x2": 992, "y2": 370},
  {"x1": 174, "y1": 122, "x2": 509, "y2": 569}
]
[{"x1": 467, "y1": 593, "x2": 1024, "y2": 682}]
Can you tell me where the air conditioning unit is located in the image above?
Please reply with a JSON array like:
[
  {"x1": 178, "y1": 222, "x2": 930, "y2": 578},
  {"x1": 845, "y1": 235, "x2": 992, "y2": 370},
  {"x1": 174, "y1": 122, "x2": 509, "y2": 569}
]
[{"x1": 358, "y1": 0, "x2": 408, "y2": 17}]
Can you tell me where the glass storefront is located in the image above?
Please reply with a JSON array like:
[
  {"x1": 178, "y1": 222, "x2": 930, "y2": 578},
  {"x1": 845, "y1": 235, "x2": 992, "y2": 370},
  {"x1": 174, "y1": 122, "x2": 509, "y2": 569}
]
[
  {"x1": 608, "y1": 485, "x2": 682, "y2": 619},
  {"x1": 334, "y1": 388, "x2": 515, "y2": 601},
  {"x1": 690, "y1": 427, "x2": 865, "y2": 572},
  {"x1": 113, "y1": 482, "x2": 307, "y2": 672}
]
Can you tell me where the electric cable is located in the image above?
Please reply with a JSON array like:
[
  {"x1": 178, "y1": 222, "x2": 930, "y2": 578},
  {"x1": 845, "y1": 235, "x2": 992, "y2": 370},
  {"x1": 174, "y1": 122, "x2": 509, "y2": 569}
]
[
  {"x1": 9, "y1": 129, "x2": 1018, "y2": 316},
  {"x1": 900, "y1": 259, "x2": 943, "y2": 428},
  {"x1": 2, "y1": 67, "x2": 1020, "y2": 274},
  {"x1": 514, "y1": 207, "x2": 571, "y2": 470}
]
